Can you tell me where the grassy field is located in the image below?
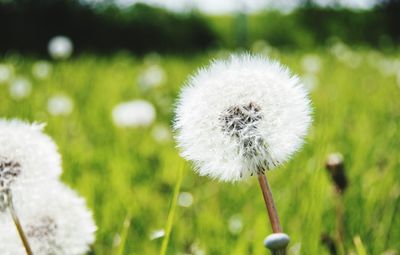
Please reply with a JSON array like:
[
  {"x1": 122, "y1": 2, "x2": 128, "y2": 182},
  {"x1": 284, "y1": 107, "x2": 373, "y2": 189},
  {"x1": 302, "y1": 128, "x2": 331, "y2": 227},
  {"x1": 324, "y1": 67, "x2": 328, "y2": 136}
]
[{"x1": 1, "y1": 47, "x2": 399, "y2": 255}]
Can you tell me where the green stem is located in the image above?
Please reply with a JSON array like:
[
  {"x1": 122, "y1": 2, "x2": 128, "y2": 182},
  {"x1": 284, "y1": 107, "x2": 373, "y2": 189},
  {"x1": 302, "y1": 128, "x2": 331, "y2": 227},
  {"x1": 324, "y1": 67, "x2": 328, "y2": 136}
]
[{"x1": 160, "y1": 161, "x2": 184, "y2": 255}]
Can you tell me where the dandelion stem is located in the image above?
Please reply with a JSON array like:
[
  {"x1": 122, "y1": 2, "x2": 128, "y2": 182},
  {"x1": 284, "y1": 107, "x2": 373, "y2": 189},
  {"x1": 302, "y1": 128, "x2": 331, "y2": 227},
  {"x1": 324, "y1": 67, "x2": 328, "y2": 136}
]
[
  {"x1": 160, "y1": 161, "x2": 184, "y2": 255},
  {"x1": 7, "y1": 192, "x2": 33, "y2": 255},
  {"x1": 257, "y1": 173, "x2": 282, "y2": 233}
]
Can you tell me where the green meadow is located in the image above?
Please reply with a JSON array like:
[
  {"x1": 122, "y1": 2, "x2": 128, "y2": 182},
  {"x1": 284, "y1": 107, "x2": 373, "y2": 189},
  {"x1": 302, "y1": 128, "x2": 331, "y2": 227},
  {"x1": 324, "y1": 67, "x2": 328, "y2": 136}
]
[{"x1": 1, "y1": 48, "x2": 399, "y2": 254}]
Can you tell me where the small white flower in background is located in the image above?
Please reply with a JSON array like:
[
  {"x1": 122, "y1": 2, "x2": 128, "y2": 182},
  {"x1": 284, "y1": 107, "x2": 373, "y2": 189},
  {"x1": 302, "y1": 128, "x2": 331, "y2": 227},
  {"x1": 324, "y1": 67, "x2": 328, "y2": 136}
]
[
  {"x1": 48, "y1": 36, "x2": 73, "y2": 60},
  {"x1": 228, "y1": 215, "x2": 243, "y2": 235},
  {"x1": 9, "y1": 77, "x2": 32, "y2": 100},
  {"x1": 143, "y1": 52, "x2": 161, "y2": 65},
  {"x1": 47, "y1": 95, "x2": 74, "y2": 116},
  {"x1": 0, "y1": 119, "x2": 62, "y2": 209},
  {"x1": 149, "y1": 229, "x2": 165, "y2": 240},
  {"x1": 302, "y1": 73, "x2": 319, "y2": 91},
  {"x1": 326, "y1": 152, "x2": 343, "y2": 166},
  {"x1": 174, "y1": 54, "x2": 312, "y2": 182},
  {"x1": 190, "y1": 242, "x2": 206, "y2": 255},
  {"x1": 137, "y1": 64, "x2": 166, "y2": 89},
  {"x1": 177, "y1": 192, "x2": 193, "y2": 207},
  {"x1": 32, "y1": 61, "x2": 52, "y2": 79},
  {"x1": 151, "y1": 124, "x2": 171, "y2": 143},
  {"x1": 251, "y1": 40, "x2": 275, "y2": 56},
  {"x1": 0, "y1": 64, "x2": 14, "y2": 84},
  {"x1": 112, "y1": 100, "x2": 156, "y2": 128},
  {"x1": 0, "y1": 183, "x2": 96, "y2": 255},
  {"x1": 330, "y1": 42, "x2": 362, "y2": 68},
  {"x1": 301, "y1": 54, "x2": 321, "y2": 74}
]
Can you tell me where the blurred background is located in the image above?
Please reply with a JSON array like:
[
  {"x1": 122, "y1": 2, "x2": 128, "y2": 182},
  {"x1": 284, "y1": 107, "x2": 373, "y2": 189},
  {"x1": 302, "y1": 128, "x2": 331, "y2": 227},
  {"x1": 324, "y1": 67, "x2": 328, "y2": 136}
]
[{"x1": 0, "y1": 0, "x2": 399, "y2": 254}]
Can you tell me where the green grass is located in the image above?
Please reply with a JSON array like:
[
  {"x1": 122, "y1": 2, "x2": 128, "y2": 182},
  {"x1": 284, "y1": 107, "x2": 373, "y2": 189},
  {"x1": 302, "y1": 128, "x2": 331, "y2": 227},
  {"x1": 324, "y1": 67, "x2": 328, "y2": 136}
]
[{"x1": 1, "y1": 48, "x2": 399, "y2": 254}]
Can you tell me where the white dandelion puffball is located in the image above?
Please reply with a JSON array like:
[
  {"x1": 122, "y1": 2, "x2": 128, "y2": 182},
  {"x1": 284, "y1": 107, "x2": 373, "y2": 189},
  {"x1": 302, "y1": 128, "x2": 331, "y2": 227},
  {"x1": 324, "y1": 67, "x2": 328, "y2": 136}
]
[
  {"x1": 112, "y1": 100, "x2": 156, "y2": 128},
  {"x1": 32, "y1": 61, "x2": 52, "y2": 79},
  {"x1": 174, "y1": 54, "x2": 312, "y2": 182},
  {"x1": 48, "y1": 36, "x2": 73, "y2": 60},
  {"x1": 47, "y1": 95, "x2": 74, "y2": 116},
  {"x1": 0, "y1": 183, "x2": 96, "y2": 255},
  {"x1": 0, "y1": 119, "x2": 62, "y2": 201},
  {"x1": 9, "y1": 77, "x2": 32, "y2": 100}
]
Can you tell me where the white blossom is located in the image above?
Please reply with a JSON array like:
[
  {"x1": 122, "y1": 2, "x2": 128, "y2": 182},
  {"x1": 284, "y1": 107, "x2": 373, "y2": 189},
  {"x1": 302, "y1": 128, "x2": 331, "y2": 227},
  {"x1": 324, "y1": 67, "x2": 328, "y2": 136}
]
[
  {"x1": 47, "y1": 95, "x2": 74, "y2": 116},
  {"x1": 0, "y1": 183, "x2": 96, "y2": 255},
  {"x1": 177, "y1": 192, "x2": 193, "y2": 207},
  {"x1": 0, "y1": 64, "x2": 14, "y2": 84},
  {"x1": 174, "y1": 54, "x2": 312, "y2": 182},
  {"x1": 0, "y1": 119, "x2": 62, "y2": 210},
  {"x1": 32, "y1": 61, "x2": 52, "y2": 79},
  {"x1": 48, "y1": 36, "x2": 73, "y2": 60},
  {"x1": 301, "y1": 54, "x2": 321, "y2": 74},
  {"x1": 151, "y1": 124, "x2": 171, "y2": 143},
  {"x1": 9, "y1": 77, "x2": 32, "y2": 100},
  {"x1": 137, "y1": 64, "x2": 166, "y2": 89},
  {"x1": 112, "y1": 100, "x2": 156, "y2": 128}
]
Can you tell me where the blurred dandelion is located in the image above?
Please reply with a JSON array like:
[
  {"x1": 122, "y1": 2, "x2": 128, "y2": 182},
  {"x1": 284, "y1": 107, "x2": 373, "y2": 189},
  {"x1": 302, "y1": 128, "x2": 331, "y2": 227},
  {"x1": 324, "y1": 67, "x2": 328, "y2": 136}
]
[
  {"x1": 48, "y1": 36, "x2": 73, "y2": 60},
  {"x1": 228, "y1": 215, "x2": 243, "y2": 235},
  {"x1": 177, "y1": 192, "x2": 193, "y2": 207},
  {"x1": 47, "y1": 95, "x2": 74, "y2": 116},
  {"x1": 301, "y1": 54, "x2": 321, "y2": 74},
  {"x1": 112, "y1": 100, "x2": 156, "y2": 128},
  {"x1": 0, "y1": 64, "x2": 14, "y2": 84},
  {"x1": 32, "y1": 61, "x2": 52, "y2": 79},
  {"x1": 302, "y1": 73, "x2": 319, "y2": 91},
  {"x1": 137, "y1": 64, "x2": 166, "y2": 89},
  {"x1": 174, "y1": 54, "x2": 312, "y2": 254},
  {"x1": 9, "y1": 77, "x2": 32, "y2": 100},
  {"x1": 0, "y1": 183, "x2": 96, "y2": 255},
  {"x1": 149, "y1": 229, "x2": 165, "y2": 240},
  {"x1": 151, "y1": 124, "x2": 171, "y2": 143}
]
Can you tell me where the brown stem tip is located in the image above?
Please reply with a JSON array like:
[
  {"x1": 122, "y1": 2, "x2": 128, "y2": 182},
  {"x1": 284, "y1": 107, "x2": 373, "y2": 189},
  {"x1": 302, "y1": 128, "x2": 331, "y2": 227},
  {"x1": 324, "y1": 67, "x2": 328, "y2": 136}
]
[{"x1": 257, "y1": 173, "x2": 282, "y2": 233}]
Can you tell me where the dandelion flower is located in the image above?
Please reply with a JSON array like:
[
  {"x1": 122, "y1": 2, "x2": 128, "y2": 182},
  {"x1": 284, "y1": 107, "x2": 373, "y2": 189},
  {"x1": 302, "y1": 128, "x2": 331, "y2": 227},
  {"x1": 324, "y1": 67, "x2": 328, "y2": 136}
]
[
  {"x1": 0, "y1": 119, "x2": 62, "y2": 204},
  {"x1": 0, "y1": 183, "x2": 96, "y2": 255},
  {"x1": 47, "y1": 95, "x2": 74, "y2": 116},
  {"x1": 9, "y1": 77, "x2": 32, "y2": 100},
  {"x1": 151, "y1": 124, "x2": 171, "y2": 143},
  {"x1": 177, "y1": 192, "x2": 193, "y2": 207},
  {"x1": 149, "y1": 229, "x2": 165, "y2": 240},
  {"x1": 137, "y1": 64, "x2": 166, "y2": 89},
  {"x1": 301, "y1": 54, "x2": 321, "y2": 74},
  {"x1": 174, "y1": 54, "x2": 312, "y2": 182},
  {"x1": 32, "y1": 61, "x2": 52, "y2": 79},
  {"x1": 0, "y1": 64, "x2": 14, "y2": 84},
  {"x1": 112, "y1": 100, "x2": 156, "y2": 128},
  {"x1": 48, "y1": 36, "x2": 73, "y2": 60}
]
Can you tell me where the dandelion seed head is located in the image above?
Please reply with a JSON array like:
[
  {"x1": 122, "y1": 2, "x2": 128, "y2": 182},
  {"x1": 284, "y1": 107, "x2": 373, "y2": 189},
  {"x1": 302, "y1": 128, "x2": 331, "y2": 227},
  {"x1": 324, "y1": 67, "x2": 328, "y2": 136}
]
[
  {"x1": 47, "y1": 95, "x2": 74, "y2": 116},
  {"x1": 32, "y1": 61, "x2": 52, "y2": 79},
  {"x1": 149, "y1": 229, "x2": 165, "y2": 240},
  {"x1": 0, "y1": 183, "x2": 96, "y2": 255},
  {"x1": 112, "y1": 100, "x2": 156, "y2": 128},
  {"x1": 48, "y1": 36, "x2": 73, "y2": 60},
  {"x1": 9, "y1": 77, "x2": 32, "y2": 100},
  {"x1": 0, "y1": 64, "x2": 14, "y2": 84},
  {"x1": 301, "y1": 54, "x2": 321, "y2": 74},
  {"x1": 138, "y1": 64, "x2": 166, "y2": 89},
  {"x1": 0, "y1": 119, "x2": 62, "y2": 190},
  {"x1": 174, "y1": 54, "x2": 312, "y2": 182}
]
